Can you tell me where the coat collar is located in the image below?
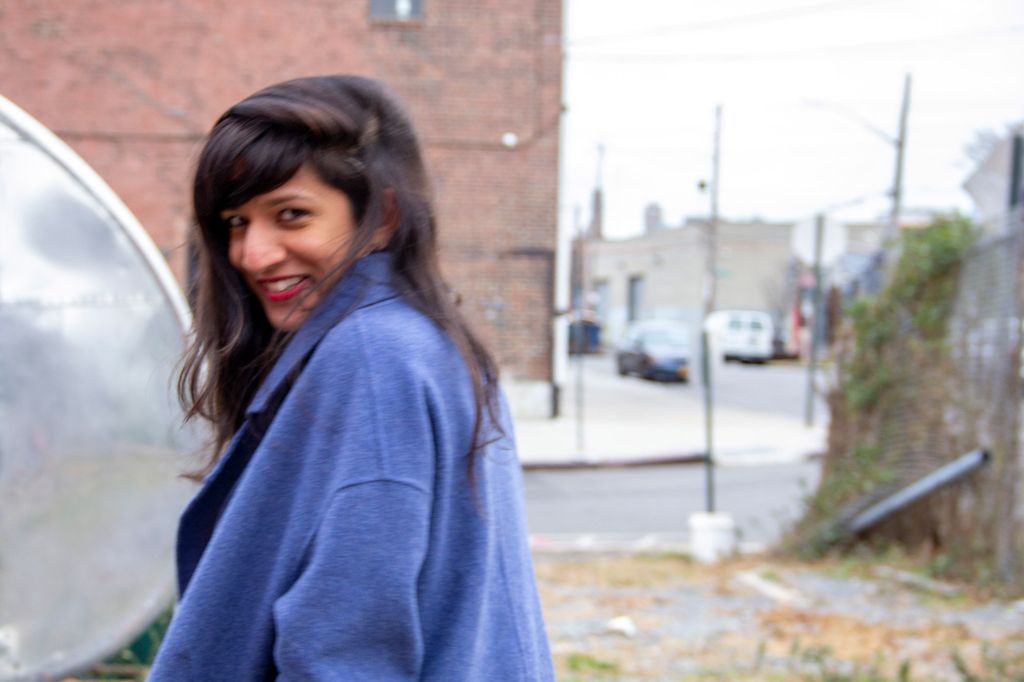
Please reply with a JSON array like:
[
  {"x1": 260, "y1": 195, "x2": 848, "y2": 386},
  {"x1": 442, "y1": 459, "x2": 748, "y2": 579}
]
[
  {"x1": 245, "y1": 251, "x2": 397, "y2": 417},
  {"x1": 192, "y1": 252, "x2": 396, "y2": 490},
  {"x1": 179, "y1": 253, "x2": 397, "y2": 555}
]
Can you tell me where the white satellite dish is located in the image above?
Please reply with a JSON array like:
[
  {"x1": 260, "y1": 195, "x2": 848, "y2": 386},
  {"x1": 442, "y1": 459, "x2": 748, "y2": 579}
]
[
  {"x1": 0, "y1": 95, "x2": 199, "y2": 681},
  {"x1": 791, "y1": 215, "x2": 849, "y2": 267}
]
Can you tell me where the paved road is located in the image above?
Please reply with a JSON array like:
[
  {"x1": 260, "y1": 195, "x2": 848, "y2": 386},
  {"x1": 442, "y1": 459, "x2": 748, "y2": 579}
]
[
  {"x1": 524, "y1": 459, "x2": 821, "y2": 552},
  {"x1": 517, "y1": 353, "x2": 829, "y2": 466},
  {"x1": 571, "y1": 353, "x2": 828, "y2": 422},
  {"x1": 521, "y1": 354, "x2": 828, "y2": 551}
]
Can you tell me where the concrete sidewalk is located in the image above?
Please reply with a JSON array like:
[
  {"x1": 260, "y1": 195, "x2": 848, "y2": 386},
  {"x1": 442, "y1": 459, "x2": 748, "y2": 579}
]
[
  {"x1": 514, "y1": 405, "x2": 826, "y2": 468},
  {"x1": 512, "y1": 356, "x2": 829, "y2": 469}
]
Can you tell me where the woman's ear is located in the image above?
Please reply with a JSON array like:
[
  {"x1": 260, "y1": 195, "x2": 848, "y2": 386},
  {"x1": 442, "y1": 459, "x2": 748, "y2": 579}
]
[{"x1": 370, "y1": 188, "x2": 399, "y2": 251}]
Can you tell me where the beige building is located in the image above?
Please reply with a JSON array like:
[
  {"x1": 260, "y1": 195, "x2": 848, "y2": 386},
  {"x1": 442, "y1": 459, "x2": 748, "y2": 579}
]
[{"x1": 584, "y1": 210, "x2": 892, "y2": 351}]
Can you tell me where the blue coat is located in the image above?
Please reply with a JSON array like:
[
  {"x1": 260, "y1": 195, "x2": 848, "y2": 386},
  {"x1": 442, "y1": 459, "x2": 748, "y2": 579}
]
[{"x1": 149, "y1": 254, "x2": 554, "y2": 681}]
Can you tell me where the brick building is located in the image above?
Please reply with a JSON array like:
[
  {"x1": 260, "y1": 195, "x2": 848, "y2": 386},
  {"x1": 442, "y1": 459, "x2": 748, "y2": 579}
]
[{"x1": 1, "y1": 0, "x2": 563, "y2": 415}]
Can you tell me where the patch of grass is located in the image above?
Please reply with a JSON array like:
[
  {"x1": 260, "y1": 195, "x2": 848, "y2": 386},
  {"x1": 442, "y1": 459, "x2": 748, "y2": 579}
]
[
  {"x1": 534, "y1": 553, "x2": 699, "y2": 588},
  {"x1": 637, "y1": 550, "x2": 693, "y2": 563},
  {"x1": 563, "y1": 652, "x2": 620, "y2": 680}
]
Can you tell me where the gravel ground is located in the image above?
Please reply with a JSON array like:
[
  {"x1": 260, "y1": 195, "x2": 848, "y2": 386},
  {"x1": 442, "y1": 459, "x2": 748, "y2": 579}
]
[{"x1": 534, "y1": 552, "x2": 1024, "y2": 681}]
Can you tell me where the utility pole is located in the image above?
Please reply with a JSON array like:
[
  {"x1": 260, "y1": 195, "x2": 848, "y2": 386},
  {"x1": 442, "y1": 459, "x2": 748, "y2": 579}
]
[
  {"x1": 704, "y1": 105, "x2": 721, "y2": 319},
  {"x1": 802, "y1": 75, "x2": 911, "y2": 258},
  {"x1": 886, "y1": 73, "x2": 912, "y2": 246},
  {"x1": 805, "y1": 213, "x2": 825, "y2": 427},
  {"x1": 701, "y1": 104, "x2": 722, "y2": 514},
  {"x1": 689, "y1": 104, "x2": 736, "y2": 563},
  {"x1": 688, "y1": 106, "x2": 737, "y2": 561}
]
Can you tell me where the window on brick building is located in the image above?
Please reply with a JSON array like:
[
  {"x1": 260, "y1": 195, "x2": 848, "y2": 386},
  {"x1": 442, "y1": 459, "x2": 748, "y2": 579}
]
[{"x1": 370, "y1": 0, "x2": 423, "y2": 21}]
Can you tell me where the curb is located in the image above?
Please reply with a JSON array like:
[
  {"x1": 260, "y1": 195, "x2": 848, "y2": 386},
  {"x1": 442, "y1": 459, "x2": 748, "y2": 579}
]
[
  {"x1": 522, "y1": 452, "x2": 708, "y2": 471},
  {"x1": 521, "y1": 450, "x2": 825, "y2": 471},
  {"x1": 529, "y1": 532, "x2": 767, "y2": 555}
]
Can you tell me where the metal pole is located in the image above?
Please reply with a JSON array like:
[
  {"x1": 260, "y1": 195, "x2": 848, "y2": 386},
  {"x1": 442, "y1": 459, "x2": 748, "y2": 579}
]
[
  {"x1": 849, "y1": 450, "x2": 989, "y2": 534},
  {"x1": 805, "y1": 213, "x2": 825, "y2": 427},
  {"x1": 575, "y1": 344, "x2": 584, "y2": 455},
  {"x1": 1009, "y1": 133, "x2": 1022, "y2": 209},
  {"x1": 702, "y1": 330, "x2": 715, "y2": 513},
  {"x1": 702, "y1": 104, "x2": 722, "y2": 513},
  {"x1": 575, "y1": 208, "x2": 586, "y2": 455},
  {"x1": 550, "y1": 7, "x2": 572, "y2": 419},
  {"x1": 885, "y1": 73, "x2": 911, "y2": 246},
  {"x1": 811, "y1": 449, "x2": 990, "y2": 551}
]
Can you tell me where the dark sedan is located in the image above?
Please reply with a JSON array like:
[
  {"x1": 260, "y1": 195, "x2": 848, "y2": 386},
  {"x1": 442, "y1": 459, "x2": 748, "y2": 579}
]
[{"x1": 615, "y1": 321, "x2": 691, "y2": 382}]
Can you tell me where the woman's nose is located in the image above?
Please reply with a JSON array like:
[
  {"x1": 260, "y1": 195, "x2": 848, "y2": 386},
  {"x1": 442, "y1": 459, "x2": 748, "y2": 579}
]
[{"x1": 231, "y1": 221, "x2": 286, "y2": 274}]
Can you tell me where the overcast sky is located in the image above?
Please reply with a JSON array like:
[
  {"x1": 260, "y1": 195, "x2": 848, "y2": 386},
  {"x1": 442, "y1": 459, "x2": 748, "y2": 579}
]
[{"x1": 561, "y1": 0, "x2": 1024, "y2": 239}]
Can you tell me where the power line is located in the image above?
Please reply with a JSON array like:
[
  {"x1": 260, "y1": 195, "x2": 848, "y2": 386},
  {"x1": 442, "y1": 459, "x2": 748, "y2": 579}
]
[
  {"x1": 569, "y1": 0, "x2": 896, "y2": 46},
  {"x1": 570, "y1": 24, "x2": 1024, "y2": 63}
]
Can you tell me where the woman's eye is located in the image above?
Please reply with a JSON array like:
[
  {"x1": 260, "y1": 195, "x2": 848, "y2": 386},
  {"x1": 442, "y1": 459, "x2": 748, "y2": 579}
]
[
  {"x1": 224, "y1": 215, "x2": 247, "y2": 229},
  {"x1": 279, "y1": 208, "x2": 309, "y2": 223}
]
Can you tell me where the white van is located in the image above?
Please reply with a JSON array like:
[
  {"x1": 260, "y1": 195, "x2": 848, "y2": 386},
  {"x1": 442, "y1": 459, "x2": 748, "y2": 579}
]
[{"x1": 704, "y1": 310, "x2": 774, "y2": 363}]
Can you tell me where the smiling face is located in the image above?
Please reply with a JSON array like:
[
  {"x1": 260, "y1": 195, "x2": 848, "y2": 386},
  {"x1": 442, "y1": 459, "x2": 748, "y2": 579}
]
[{"x1": 223, "y1": 165, "x2": 367, "y2": 332}]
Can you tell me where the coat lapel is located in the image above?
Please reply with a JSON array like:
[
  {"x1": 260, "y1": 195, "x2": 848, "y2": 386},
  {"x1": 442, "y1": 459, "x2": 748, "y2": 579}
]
[
  {"x1": 176, "y1": 252, "x2": 398, "y2": 595},
  {"x1": 176, "y1": 422, "x2": 261, "y2": 594},
  {"x1": 246, "y1": 252, "x2": 397, "y2": 417}
]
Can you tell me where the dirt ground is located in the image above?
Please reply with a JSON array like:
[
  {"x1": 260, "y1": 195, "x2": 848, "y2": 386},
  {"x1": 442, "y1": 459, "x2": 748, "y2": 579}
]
[{"x1": 534, "y1": 552, "x2": 1024, "y2": 681}]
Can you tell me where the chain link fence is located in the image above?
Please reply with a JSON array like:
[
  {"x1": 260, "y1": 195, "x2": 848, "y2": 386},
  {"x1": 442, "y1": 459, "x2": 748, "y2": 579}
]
[
  {"x1": 947, "y1": 209, "x2": 1023, "y2": 579},
  {"x1": 806, "y1": 206, "x2": 1024, "y2": 584}
]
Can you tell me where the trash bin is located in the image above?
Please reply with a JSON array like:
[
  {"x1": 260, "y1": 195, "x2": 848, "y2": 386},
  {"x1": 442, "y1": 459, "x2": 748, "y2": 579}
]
[
  {"x1": 584, "y1": 321, "x2": 601, "y2": 353},
  {"x1": 570, "y1": 320, "x2": 601, "y2": 354}
]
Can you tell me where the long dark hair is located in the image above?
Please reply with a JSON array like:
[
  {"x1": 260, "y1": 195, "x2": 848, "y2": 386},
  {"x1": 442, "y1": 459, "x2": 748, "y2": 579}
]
[{"x1": 179, "y1": 75, "x2": 500, "y2": 478}]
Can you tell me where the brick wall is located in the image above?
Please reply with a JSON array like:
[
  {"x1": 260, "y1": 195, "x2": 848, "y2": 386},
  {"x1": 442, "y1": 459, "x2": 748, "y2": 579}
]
[{"x1": 0, "y1": 0, "x2": 562, "y2": 388}]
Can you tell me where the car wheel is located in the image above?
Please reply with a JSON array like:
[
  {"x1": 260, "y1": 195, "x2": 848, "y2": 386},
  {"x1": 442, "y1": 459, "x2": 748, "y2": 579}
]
[{"x1": 616, "y1": 360, "x2": 628, "y2": 376}]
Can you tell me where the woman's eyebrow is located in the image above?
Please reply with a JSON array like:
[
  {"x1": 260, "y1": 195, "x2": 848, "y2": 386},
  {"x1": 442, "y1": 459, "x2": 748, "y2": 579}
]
[
  {"x1": 220, "y1": 192, "x2": 314, "y2": 217},
  {"x1": 262, "y1": 192, "x2": 312, "y2": 207}
]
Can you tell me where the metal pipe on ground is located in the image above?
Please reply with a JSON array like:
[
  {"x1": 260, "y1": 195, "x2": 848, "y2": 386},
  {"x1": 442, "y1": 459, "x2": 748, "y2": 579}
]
[
  {"x1": 812, "y1": 448, "x2": 989, "y2": 551},
  {"x1": 848, "y1": 448, "x2": 989, "y2": 534}
]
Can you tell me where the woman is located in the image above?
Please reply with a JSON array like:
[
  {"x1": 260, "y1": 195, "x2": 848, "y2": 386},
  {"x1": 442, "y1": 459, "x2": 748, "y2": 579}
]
[{"x1": 149, "y1": 75, "x2": 554, "y2": 681}]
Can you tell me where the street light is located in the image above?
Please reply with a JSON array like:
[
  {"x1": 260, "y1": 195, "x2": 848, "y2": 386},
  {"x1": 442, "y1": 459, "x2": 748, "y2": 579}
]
[
  {"x1": 801, "y1": 98, "x2": 898, "y2": 146},
  {"x1": 801, "y1": 73, "x2": 912, "y2": 247}
]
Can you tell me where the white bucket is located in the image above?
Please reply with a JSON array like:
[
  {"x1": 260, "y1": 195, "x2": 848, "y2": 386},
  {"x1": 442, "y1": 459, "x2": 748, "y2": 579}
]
[{"x1": 688, "y1": 511, "x2": 736, "y2": 563}]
